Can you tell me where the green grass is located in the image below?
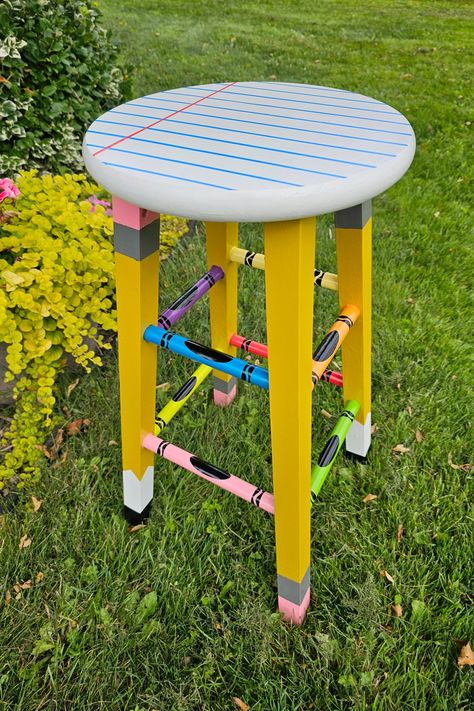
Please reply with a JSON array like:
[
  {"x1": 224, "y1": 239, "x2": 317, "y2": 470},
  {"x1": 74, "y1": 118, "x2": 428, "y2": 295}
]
[{"x1": 1, "y1": 0, "x2": 474, "y2": 708}]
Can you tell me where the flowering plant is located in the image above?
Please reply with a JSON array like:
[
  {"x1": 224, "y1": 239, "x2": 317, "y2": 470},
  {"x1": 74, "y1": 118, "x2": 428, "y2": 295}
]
[
  {"x1": 0, "y1": 171, "x2": 116, "y2": 493},
  {"x1": 0, "y1": 178, "x2": 20, "y2": 202},
  {"x1": 0, "y1": 171, "x2": 189, "y2": 495}
]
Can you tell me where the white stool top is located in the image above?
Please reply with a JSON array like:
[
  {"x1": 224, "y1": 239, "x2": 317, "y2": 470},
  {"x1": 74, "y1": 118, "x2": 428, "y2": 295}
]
[{"x1": 83, "y1": 81, "x2": 415, "y2": 223}]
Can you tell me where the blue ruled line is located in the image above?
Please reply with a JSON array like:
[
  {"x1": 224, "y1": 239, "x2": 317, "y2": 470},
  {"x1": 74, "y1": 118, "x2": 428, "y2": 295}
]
[
  {"x1": 85, "y1": 144, "x2": 306, "y2": 187},
  {"x1": 162, "y1": 87, "x2": 399, "y2": 115},
  {"x1": 87, "y1": 128, "x2": 372, "y2": 169},
  {"x1": 231, "y1": 83, "x2": 385, "y2": 105},
  {"x1": 95, "y1": 118, "x2": 396, "y2": 157},
  {"x1": 128, "y1": 101, "x2": 413, "y2": 136},
  {"x1": 107, "y1": 109, "x2": 409, "y2": 145},
  {"x1": 179, "y1": 83, "x2": 385, "y2": 105},
  {"x1": 100, "y1": 161, "x2": 233, "y2": 190},
  {"x1": 143, "y1": 94, "x2": 409, "y2": 126},
  {"x1": 263, "y1": 81, "x2": 365, "y2": 94}
]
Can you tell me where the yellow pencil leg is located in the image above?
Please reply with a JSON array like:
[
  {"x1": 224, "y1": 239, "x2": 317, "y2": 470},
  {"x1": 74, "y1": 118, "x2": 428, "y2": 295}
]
[
  {"x1": 205, "y1": 222, "x2": 239, "y2": 406},
  {"x1": 335, "y1": 202, "x2": 372, "y2": 458},
  {"x1": 264, "y1": 217, "x2": 316, "y2": 625},
  {"x1": 113, "y1": 198, "x2": 160, "y2": 523}
]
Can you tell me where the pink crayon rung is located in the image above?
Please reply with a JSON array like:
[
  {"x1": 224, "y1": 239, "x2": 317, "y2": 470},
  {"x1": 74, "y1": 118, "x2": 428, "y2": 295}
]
[{"x1": 142, "y1": 433, "x2": 274, "y2": 514}]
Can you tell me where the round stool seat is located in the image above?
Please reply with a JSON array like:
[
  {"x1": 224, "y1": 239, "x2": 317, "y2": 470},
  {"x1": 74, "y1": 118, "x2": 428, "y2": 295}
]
[{"x1": 83, "y1": 81, "x2": 415, "y2": 223}]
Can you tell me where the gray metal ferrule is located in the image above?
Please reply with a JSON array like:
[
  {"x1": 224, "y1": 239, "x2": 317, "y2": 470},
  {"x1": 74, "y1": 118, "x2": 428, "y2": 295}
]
[
  {"x1": 114, "y1": 221, "x2": 160, "y2": 260},
  {"x1": 277, "y1": 566, "x2": 310, "y2": 605},
  {"x1": 213, "y1": 375, "x2": 237, "y2": 394},
  {"x1": 335, "y1": 200, "x2": 372, "y2": 229}
]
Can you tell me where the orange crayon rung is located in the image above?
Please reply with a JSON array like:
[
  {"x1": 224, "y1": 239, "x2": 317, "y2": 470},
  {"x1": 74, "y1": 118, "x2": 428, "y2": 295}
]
[{"x1": 312, "y1": 304, "x2": 360, "y2": 385}]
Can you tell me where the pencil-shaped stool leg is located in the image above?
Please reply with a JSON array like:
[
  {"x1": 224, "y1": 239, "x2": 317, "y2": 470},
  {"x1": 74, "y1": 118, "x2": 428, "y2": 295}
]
[
  {"x1": 205, "y1": 222, "x2": 239, "y2": 406},
  {"x1": 264, "y1": 218, "x2": 316, "y2": 625},
  {"x1": 335, "y1": 201, "x2": 372, "y2": 459},
  {"x1": 113, "y1": 197, "x2": 160, "y2": 524}
]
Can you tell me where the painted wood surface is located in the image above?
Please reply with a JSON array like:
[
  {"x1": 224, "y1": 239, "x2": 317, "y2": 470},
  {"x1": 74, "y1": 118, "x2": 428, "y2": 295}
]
[{"x1": 83, "y1": 82, "x2": 415, "y2": 221}]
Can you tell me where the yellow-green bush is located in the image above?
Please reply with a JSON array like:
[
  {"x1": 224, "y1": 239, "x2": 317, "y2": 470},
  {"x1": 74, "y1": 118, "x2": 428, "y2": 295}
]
[{"x1": 0, "y1": 170, "x2": 188, "y2": 493}]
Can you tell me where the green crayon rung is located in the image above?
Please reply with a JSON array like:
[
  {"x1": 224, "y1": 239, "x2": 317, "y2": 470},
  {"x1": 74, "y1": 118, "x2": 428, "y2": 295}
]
[{"x1": 311, "y1": 400, "x2": 360, "y2": 500}]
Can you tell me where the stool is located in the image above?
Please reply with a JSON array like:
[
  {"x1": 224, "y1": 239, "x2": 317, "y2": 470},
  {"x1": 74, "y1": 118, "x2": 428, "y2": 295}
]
[{"x1": 83, "y1": 81, "x2": 415, "y2": 625}]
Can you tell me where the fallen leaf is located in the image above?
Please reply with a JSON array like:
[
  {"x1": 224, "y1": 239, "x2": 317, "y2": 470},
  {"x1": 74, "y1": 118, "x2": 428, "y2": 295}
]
[
  {"x1": 415, "y1": 430, "x2": 423, "y2": 443},
  {"x1": 20, "y1": 580, "x2": 32, "y2": 590},
  {"x1": 380, "y1": 570, "x2": 395, "y2": 584},
  {"x1": 15, "y1": 592, "x2": 21, "y2": 601},
  {"x1": 397, "y1": 524, "x2": 404, "y2": 544},
  {"x1": 448, "y1": 454, "x2": 471, "y2": 471},
  {"x1": 19, "y1": 534, "x2": 32, "y2": 549},
  {"x1": 48, "y1": 428, "x2": 65, "y2": 460},
  {"x1": 128, "y1": 524, "x2": 146, "y2": 533},
  {"x1": 36, "y1": 444, "x2": 52, "y2": 460},
  {"x1": 391, "y1": 604, "x2": 403, "y2": 617},
  {"x1": 31, "y1": 495, "x2": 42, "y2": 512},
  {"x1": 363, "y1": 494, "x2": 378, "y2": 503},
  {"x1": 458, "y1": 642, "x2": 474, "y2": 666},
  {"x1": 67, "y1": 418, "x2": 90, "y2": 436},
  {"x1": 66, "y1": 378, "x2": 80, "y2": 398},
  {"x1": 214, "y1": 621, "x2": 223, "y2": 631},
  {"x1": 156, "y1": 382, "x2": 170, "y2": 391},
  {"x1": 35, "y1": 572, "x2": 44, "y2": 583},
  {"x1": 232, "y1": 699, "x2": 249, "y2": 711},
  {"x1": 321, "y1": 408, "x2": 332, "y2": 419},
  {"x1": 407, "y1": 297, "x2": 415, "y2": 303},
  {"x1": 5, "y1": 590, "x2": 11, "y2": 605},
  {"x1": 108, "y1": 440, "x2": 118, "y2": 446},
  {"x1": 406, "y1": 405, "x2": 413, "y2": 416},
  {"x1": 51, "y1": 450, "x2": 68, "y2": 468},
  {"x1": 392, "y1": 444, "x2": 410, "y2": 454},
  {"x1": 371, "y1": 423, "x2": 378, "y2": 434},
  {"x1": 396, "y1": 382, "x2": 401, "y2": 391},
  {"x1": 13, "y1": 584, "x2": 21, "y2": 594}
]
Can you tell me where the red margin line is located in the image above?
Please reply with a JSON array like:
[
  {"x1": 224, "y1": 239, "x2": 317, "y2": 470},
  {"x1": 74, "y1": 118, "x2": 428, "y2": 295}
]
[{"x1": 92, "y1": 82, "x2": 238, "y2": 157}]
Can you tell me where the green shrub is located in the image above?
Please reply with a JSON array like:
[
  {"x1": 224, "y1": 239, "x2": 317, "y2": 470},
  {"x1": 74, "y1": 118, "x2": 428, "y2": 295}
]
[
  {"x1": 0, "y1": 171, "x2": 189, "y2": 494},
  {"x1": 0, "y1": 0, "x2": 131, "y2": 175}
]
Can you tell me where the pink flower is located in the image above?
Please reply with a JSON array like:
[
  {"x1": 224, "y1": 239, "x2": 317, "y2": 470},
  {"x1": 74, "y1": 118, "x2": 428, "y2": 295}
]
[
  {"x1": 0, "y1": 178, "x2": 20, "y2": 203},
  {"x1": 88, "y1": 194, "x2": 113, "y2": 216}
]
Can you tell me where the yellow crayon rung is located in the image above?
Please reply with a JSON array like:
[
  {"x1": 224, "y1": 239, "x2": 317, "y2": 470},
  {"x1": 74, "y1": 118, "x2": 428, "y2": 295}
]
[{"x1": 230, "y1": 246, "x2": 338, "y2": 291}]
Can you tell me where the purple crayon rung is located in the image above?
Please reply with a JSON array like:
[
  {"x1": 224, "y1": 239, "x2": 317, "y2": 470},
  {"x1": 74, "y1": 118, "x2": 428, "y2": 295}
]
[
  {"x1": 142, "y1": 433, "x2": 274, "y2": 514},
  {"x1": 158, "y1": 265, "x2": 224, "y2": 330}
]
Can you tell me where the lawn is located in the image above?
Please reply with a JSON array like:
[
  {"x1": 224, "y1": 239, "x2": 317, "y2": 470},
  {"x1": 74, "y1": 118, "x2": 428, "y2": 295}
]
[{"x1": 1, "y1": 1, "x2": 473, "y2": 709}]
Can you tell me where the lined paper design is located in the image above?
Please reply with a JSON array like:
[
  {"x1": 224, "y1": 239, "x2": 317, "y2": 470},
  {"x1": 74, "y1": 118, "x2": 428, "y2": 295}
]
[{"x1": 84, "y1": 81, "x2": 414, "y2": 196}]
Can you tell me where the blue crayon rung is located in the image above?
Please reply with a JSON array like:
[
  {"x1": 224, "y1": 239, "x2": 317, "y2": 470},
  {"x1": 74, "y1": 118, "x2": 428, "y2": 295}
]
[{"x1": 143, "y1": 325, "x2": 269, "y2": 389}]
